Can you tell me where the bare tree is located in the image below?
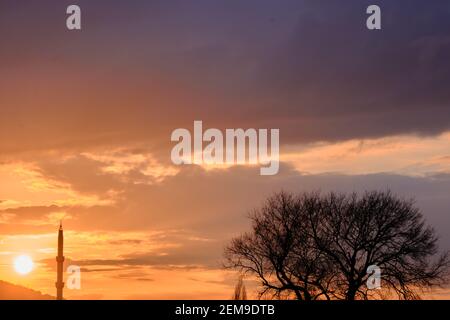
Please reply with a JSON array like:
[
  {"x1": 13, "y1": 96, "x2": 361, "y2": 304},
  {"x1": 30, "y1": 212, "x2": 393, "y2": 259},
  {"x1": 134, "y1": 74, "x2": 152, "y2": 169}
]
[
  {"x1": 225, "y1": 191, "x2": 449, "y2": 300},
  {"x1": 225, "y1": 192, "x2": 335, "y2": 300}
]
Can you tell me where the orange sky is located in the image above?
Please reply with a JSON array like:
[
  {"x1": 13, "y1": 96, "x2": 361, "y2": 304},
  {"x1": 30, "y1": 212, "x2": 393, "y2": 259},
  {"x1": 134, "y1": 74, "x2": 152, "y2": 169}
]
[
  {"x1": 1, "y1": 132, "x2": 450, "y2": 299},
  {"x1": 1, "y1": 0, "x2": 450, "y2": 300}
]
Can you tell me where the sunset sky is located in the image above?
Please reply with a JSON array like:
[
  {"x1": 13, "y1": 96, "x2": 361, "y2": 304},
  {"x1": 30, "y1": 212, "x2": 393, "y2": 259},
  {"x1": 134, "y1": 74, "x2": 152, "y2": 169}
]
[{"x1": 1, "y1": 0, "x2": 450, "y2": 299}]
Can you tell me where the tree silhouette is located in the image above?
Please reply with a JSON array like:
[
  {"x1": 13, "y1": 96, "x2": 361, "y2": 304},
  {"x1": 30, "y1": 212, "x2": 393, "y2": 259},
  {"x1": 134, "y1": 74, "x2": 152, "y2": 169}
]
[
  {"x1": 225, "y1": 191, "x2": 449, "y2": 300},
  {"x1": 232, "y1": 276, "x2": 248, "y2": 300}
]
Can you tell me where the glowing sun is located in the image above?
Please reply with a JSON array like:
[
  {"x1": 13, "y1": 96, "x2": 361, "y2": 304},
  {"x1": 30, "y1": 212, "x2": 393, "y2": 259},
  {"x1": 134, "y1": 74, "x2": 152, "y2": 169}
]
[{"x1": 14, "y1": 255, "x2": 34, "y2": 275}]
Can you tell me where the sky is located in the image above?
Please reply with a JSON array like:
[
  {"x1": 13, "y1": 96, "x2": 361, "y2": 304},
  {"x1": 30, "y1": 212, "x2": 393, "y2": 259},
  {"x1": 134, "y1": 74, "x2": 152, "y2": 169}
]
[{"x1": 0, "y1": 0, "x2": 449, "y2": 299}]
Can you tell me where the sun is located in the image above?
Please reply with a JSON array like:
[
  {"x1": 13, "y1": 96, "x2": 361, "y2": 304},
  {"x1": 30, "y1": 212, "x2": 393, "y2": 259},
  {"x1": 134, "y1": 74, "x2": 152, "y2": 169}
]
[{"x1": 13, "y1": 255, "x2": 34, "y2": 275}]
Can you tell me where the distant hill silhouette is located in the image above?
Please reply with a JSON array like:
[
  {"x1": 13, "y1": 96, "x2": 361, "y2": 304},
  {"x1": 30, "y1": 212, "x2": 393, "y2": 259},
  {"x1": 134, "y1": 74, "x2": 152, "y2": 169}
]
[{"x1": 0, "y1": 280, "x2": 54, "y2": 300}]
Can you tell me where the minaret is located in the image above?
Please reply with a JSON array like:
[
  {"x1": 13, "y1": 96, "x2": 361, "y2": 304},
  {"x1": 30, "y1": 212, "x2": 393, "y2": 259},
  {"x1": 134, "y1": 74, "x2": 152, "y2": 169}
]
[{"x1": 55, "y1": 222, "x2": 64, "y2": 300}]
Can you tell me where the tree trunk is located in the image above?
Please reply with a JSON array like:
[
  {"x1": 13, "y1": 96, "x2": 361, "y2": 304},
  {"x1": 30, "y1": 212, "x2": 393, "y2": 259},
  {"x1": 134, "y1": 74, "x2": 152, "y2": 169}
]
[{"x1": 346, "y1": 285, "x2": 357, "y2": 300}]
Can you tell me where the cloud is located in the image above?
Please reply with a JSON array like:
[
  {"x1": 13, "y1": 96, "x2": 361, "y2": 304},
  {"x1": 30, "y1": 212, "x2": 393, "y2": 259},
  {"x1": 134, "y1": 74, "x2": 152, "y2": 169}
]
[
  {"x1": 283, "y1": 132, "x2": 450, "y2": 175},
  {"x1": 68, "y1": 236, "x2": 222, "y2": 270},
  {"x1": 24, "y1": 163, "x2": 450, "y2": 276},
  {"x1": 109, "y1": 239, "x2": 144, "y2": 245},
  {"x1": 0, "y1": 204, "x2": 119, "y2": 233},
  {"x1": 1, "y1": 0, "x2": 449, "y2": 160},
  {"x1": 1, "y1": 0, "x2": 449, "y2": 298},
  {"x1": 5, "y1": 155, "x2": 450, "y2": 247},
  {"x1": 34, "y1": 155, "x2": 126, "y2": 197}
]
